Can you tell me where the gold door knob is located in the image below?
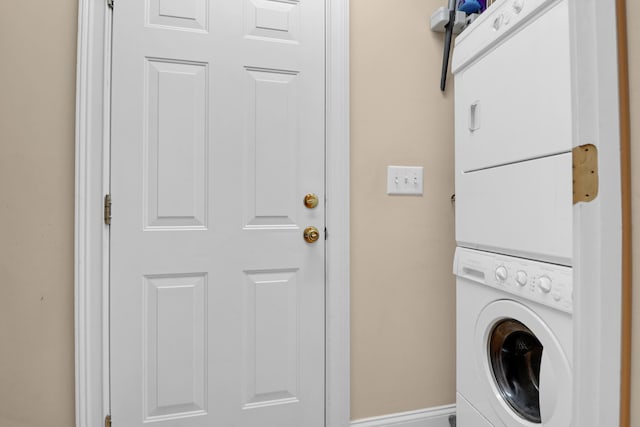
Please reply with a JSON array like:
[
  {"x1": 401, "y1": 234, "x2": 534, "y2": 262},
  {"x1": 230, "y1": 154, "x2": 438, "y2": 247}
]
[
  {"x1": 303, "y1": 226, "x2": 320, "y2": 243},
  {"x1": 304, "y1": 193, "x2": 319, "y2": 209}
]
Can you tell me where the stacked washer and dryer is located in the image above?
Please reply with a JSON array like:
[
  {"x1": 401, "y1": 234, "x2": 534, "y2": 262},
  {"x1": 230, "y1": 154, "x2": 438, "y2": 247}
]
[{"x1": 452, "y1": 0, "x2": 574, "y2": 425}]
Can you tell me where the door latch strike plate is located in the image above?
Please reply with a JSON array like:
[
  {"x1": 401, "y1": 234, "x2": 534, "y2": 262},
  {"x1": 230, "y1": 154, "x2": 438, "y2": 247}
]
[
  {"x1": 105, "y1": 415, "x2": 112, "y2": 427},
  {"x1": 572, "y1": 144, "x2": 598, "y2": 204}
]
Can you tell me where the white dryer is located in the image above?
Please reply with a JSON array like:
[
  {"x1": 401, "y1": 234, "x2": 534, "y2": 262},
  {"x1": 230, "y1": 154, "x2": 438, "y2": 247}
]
[
  {"x1": 454, "y1": 247, "x2": 572, "y2": 426},
  {"x1": 452, "y1": 0, "x2": 573, "y2": 265}
]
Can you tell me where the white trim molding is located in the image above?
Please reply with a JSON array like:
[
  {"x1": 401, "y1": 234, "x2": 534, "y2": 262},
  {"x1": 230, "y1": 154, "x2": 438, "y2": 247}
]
[
  {"x1": 569, "y1": 0, "x2": 623, "y2": 426},
  {"x1": 74, "y1": 1, "x2": 350, "y2": 427},
  {"x1": 325, "y1": 0, "x2": 351, "y2": 425},
  {"x1": 350, "y1": 405, "x2": 456, "y2": 427},
  {"x1": 74, "y1": 1, "x2": 111, "y2": 426}
]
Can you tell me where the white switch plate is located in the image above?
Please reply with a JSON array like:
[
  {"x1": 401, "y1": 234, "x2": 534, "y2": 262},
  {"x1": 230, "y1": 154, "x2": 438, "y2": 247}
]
[{"x1": 387, "y1": 166, "x2": 424, "y2": 195}]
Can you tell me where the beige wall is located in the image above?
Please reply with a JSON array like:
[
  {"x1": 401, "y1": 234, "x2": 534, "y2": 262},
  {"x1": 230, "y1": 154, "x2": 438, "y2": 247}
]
[
  {"x1": 350, "y1": 0, "x2": 456, "y2": 419},
  {"x1": 1, "y1": 0, "x2": 638, "y2": 426},
  {"x1": 628, "y1": 0, "x2": 640, "y2": 425},
  {"x1": 0, "y1": 1, "x2": 78, "y2": 427}
]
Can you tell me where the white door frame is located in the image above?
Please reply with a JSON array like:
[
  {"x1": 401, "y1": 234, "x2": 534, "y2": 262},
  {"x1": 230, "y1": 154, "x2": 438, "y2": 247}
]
[
  {"x1": 570, "y1": 0, "x2": 625, "y2": 425},
  {"x1": 73, "y1": 1, "x2": 350, "y2": 426}
]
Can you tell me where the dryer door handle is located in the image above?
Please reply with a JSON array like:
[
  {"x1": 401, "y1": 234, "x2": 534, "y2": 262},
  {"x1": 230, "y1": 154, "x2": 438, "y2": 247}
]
[{"x1": 469, "y1": 101, "x2": 481, "y2": 132}]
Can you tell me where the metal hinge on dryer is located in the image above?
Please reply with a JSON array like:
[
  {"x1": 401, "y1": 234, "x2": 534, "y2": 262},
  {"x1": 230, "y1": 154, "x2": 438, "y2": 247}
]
[
  {"x1": 105, "y1": 415, "x2": 112, "y2": 427},
  {"x1": 107, "y1": 0, "x2": 114, "y2": 9},
  {"x1": 572, "y1": 144, "x2": 599, "y2": 204},
  {"x1": 104, "y1": 194, "x2": 112, "y2": 225}
]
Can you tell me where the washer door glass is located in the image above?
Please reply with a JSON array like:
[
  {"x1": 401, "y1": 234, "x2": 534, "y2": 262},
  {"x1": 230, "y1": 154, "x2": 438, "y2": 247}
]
[{"x1": 489, "y1": 319, "x2": 543, "y2": 423}]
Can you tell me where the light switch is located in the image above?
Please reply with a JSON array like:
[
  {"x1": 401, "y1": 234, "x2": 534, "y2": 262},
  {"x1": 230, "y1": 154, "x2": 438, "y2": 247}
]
[{"x1": 387, "y1": 166, "x2": 424, "y2": 195}]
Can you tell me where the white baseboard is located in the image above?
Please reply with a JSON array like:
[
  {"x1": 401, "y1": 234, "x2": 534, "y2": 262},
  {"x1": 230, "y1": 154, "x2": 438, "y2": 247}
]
[{"x1": 350, "y1": 404, "x2": 456, "y2": 427}]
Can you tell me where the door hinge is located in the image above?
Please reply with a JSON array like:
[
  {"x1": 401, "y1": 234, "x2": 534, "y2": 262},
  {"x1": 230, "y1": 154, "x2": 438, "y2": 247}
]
[
  {"x1": 105, "y1": 415, "x2": 112, "y2": 427},
  {"x1": 107, "y1": 0, "x2": 114, "y2": 9},
  {"x1": 104, "y1": 194, "x2": 112, "y2": 225},
  {"x1": 572, "y1": 144, "x2": 599, "y2": 204}
]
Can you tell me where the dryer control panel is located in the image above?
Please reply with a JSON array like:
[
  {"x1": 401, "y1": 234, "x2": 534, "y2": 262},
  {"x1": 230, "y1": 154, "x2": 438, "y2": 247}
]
[
  {"x1": 452, "y1": 0, "x2": 566, "y2": 73},
  {"x1": 455, "y1": 247, "x2": 573, "y2": 313}
]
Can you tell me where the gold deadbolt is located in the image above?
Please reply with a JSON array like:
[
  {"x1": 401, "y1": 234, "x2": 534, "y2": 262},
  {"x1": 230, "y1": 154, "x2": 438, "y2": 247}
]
[
  {"x1": 303, "y1": 226, "x2": 321, "y2": 243},
  {"x1": 304, "y1": 193, "x2": 319, "y2": 209}
]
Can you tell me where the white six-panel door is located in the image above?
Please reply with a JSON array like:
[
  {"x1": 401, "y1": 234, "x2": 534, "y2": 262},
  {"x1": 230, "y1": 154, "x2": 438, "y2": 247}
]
[{"x1": 110, "y1": 0, "x2": 326, "y2": 425}]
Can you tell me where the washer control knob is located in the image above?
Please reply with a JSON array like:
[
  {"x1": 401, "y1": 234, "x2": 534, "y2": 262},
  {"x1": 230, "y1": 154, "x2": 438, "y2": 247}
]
[
  {"x1": 513, "y1": 0, "x2": 525, "y2": 13},
  {"x1": 495, "y1": 266, "x2": 508, "y2": 282},
  {"x1": 516, "y1": 270, "x2": 528, "y2": 286},
  {"x1": 538, "y1": 276, "x2": 552, "y2": 293}
]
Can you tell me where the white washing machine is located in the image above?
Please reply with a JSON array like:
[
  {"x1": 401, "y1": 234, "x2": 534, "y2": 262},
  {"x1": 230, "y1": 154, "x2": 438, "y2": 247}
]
[
  {"x1": 452, "y1": 0, "x2": 573, "y2": 265},
  {"x1": 454, "y1": 247, "x2": 572, "y2": 426}
]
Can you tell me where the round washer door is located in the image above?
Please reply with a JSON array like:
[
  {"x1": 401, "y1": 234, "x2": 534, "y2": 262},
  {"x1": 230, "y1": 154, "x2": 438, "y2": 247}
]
[{"x1": 474, "y1": 300, "x2": 572, "y2": 426}]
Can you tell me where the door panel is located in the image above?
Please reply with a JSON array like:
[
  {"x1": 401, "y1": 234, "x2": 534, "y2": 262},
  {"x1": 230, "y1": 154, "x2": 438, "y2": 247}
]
[
  {"x1": 145, "y1": 58, "x2": 208, "y2": 229},
  {"x1": 243, "y1": 67, "x2": 300, "y2": 228},
  {"x1": 144, "y1": 274, "x2": 207, "y2": 420},
  {"x1": 110, "y1": 0, "x2": 326, "y2": 425},
  {"x1": 147, "y1": 0, "x2": 209, "y2": 31},
  {"x1": 243, "y1": 269, "x2": 300, "y2": 407}
]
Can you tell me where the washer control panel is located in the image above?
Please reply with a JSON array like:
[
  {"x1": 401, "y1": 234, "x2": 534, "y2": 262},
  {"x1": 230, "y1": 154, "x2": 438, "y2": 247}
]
[
  {"x1": 491, "y1": 255, "x2": 572, "y2": 313},
  {"x1": 456, "y1": 248, "x2": 573, "y2": 313}
]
